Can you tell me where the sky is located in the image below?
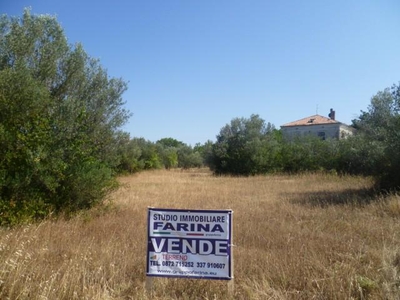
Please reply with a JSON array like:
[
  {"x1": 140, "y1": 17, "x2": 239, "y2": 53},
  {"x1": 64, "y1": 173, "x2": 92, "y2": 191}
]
[{"x1": 1, "y1": 1, "x2": 400, "y2": 146}]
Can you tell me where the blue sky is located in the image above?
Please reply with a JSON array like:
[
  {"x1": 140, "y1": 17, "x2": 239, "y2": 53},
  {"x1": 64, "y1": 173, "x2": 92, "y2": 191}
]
[{"x1": 2, "y1": 1, "x2": 400, "y2": 145}]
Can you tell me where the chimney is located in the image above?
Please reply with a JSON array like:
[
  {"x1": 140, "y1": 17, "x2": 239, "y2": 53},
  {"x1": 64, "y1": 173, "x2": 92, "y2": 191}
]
[{"x1": 328, "y1": 108, "x2": 335, "y2": 120}]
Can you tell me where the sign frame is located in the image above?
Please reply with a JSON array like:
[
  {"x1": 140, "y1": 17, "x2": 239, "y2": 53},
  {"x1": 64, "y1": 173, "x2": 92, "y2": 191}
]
[{"x1": 146, "y1": 207, "x2": 233, "y2": 280}]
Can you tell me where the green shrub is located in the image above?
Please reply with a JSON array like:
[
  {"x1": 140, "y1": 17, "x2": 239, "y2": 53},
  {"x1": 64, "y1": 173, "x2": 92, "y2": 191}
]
[{"x1": 0, "y1": 10, "x2": 129, "y2": 225}]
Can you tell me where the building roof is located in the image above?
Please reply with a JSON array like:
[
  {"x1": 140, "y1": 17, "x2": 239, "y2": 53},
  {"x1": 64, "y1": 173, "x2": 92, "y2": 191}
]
[{"x1": 281, "y1": 114, "x2": 339, "y2": 127}]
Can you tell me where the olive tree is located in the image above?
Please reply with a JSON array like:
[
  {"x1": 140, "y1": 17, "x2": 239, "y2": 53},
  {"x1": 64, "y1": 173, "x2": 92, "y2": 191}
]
[
  {"x1": 211, "y1": 114, "x2": 276, "y2": 175},
  {"x1": 0, "y1": 10, "x2": 130, "y2": 224},
  {"x1": 350, "y1": 86, "x2": 400, "y2": 190}
]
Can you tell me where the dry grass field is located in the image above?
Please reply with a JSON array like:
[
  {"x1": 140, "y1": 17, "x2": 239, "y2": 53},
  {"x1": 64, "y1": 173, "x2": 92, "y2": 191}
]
[{"x1": 1, "y1": 169, "x2": 400, "y2": 299}]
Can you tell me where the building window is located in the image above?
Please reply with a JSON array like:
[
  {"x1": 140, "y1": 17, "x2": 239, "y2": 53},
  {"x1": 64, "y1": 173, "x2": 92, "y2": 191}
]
[{"x1": 318, "y1": 131, "x2": 326, "y2": 140}]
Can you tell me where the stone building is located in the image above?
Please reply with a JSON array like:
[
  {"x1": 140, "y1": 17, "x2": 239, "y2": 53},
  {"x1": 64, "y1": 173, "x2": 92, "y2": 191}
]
[{"x1": 280, "y1": 109, "x2": 355, "y2": 140}]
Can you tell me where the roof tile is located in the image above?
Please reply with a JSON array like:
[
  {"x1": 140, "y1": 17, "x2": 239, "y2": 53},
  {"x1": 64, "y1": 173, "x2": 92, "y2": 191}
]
[{"x1": 281, "y1": 114, "x2": 339, "y2": 127}]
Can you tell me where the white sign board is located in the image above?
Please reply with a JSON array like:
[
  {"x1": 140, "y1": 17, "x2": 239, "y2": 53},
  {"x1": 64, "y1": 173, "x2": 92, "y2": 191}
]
[{"x1": 147, "y1": 208, "x2": 233, "y2": 280}]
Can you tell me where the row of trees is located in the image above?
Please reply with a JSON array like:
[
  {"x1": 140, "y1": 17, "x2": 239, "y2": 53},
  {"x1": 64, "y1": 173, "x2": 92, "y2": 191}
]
[
  {"x1": 207, "y1": 84, "x2": 400, "y2": 191},
  {"x1": 116, "y1": 82, "x2": 400, "y2": 194},
  {"x1": 1, "y1": 10, "x2": 399, "y2": 225},
  {"x1": 116, "y1": 136, "x2": 207, "y2": 172}
]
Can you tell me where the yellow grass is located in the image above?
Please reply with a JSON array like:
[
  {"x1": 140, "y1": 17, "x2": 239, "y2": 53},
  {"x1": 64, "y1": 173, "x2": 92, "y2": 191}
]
[{"x1": 1, "y1": 169, "x2": 400, "y2": 299}]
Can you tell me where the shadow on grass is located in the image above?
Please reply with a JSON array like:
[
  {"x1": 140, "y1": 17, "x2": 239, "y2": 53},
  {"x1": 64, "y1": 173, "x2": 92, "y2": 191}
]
[{"x1": 285, "y1": 187, "x2": 378, "y2": 207}]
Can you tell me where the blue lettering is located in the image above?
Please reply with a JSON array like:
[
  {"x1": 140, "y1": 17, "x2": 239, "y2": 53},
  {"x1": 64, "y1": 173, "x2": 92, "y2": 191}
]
[
  {"x1": 153, "y1": 222, "x2": 163, "y2": 230},
  {"x1": 211, "y1": 224, "x2": 224, "y2": 232},
  {"x1": 153, "y1": 222, "x2": 224, "y2": 233}
]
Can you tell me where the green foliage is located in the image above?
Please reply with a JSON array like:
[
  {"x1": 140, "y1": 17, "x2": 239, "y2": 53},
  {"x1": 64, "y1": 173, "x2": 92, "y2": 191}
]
[
  {"x1": 279, "y1": 136, "x2": 339, "y2": 173},
  {"x1": 113, "y1": 82, "x2": 400, "y2": 193},
  {"x1": 207, "y1": 86, "x2": 400, "y2": 187},
  {"x1": 356, "y1": 275, "x2": 377, "y2": 296},
  {"x1": 349, "y1": 85, "x2": 400, "y2": 190},
  {"x1": 123, "y1": 138, "x2": 162, "y2": 170},
  {"x1": 177, "y1": 145, "x2": 203, "y2": 169},
  {"x1": 194, "y1": 140, "x2": 214, "y2": 168},
  {"x1": 0, "y1": 9, "x2": 129, "y2": 225},
  {"x1": 161, "y1": 148, "x2": 179, "y2": 170},
  {"x1": 208, "y1": 115, "x2": 366, "y2": 176},
  {"x1": 335, "y1": 135, "x2": 385, "y2": 176},
  {"x1": 156, "y1": 138, "x2": 182, "y2": 169},
  {"x1": 156, "y1": 137, "x2": 185, "y2": 148},
  {"x1": 114, "y1": 137, "x2": 208, "y2": 172},
  {"x1": 115, "y1": 133, "x2": 143, "y2": 173},
  {"x1": 56, "y1": 160, "x2": 118, "y2": 212},
  {"x1": 0, "y1": 66, "x2": 57, "y2": 224},
  {"x1": 211, "y1": 114, "x2": 277, "y2": 175}
]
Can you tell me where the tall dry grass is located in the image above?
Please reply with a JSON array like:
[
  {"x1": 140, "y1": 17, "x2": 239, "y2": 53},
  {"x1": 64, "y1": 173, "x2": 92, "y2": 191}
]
[{"x1": 1, "y1": 169, "x2": 400, "y2": 299}]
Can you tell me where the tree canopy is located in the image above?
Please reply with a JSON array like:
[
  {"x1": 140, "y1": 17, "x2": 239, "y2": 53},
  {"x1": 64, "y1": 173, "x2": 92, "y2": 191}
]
[
  {"x1": 0, "y1": 9, "x2": 130, "y2": 224},
  {"x1": 351, "y1": 84, "x2": 400, "y2": 190},
  {"x1": 211, "y1": 114, "x2": 277, "y2": 175}
]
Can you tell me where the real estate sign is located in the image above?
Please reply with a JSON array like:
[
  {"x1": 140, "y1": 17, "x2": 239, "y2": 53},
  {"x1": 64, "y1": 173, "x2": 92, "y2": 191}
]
[{"x1": 147, "y1": 208, "x2": 233, "y2": 280}]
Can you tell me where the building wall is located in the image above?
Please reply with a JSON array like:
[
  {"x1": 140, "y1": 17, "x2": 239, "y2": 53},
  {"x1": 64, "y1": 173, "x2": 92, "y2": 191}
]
[{"x1": 281, "y1": 123, "x2": 354, "y2": 140}]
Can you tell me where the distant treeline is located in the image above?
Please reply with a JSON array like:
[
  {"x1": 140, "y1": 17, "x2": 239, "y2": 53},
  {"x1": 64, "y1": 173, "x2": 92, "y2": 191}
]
[
  {"x1": 118, "y1": 84, "x2": 400, "y2": 194},
  {"x1": 1, "y1": 10, "x2": 399, "y2": 225}
]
